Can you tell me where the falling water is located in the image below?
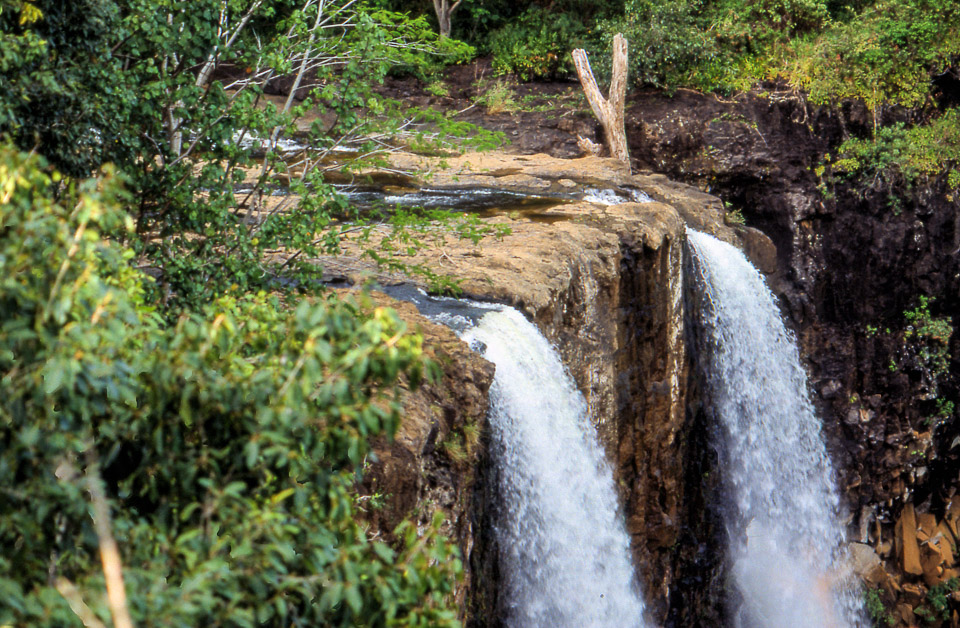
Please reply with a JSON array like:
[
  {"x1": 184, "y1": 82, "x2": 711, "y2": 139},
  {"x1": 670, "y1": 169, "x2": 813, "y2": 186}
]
[
  {"x1": 457, "y1": 306, "x2": 647, "y2": 627},
  {"x1": 685, "y1": 229, "x2": 864, "y2": 627}
]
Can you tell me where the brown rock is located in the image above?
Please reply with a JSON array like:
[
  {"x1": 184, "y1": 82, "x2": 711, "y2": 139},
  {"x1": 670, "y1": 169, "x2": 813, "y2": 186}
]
[
  {"x1": 947, "y1": 498, "x2": 960, "y2": 540},
  {"x1": 879, "y1": 540, "x2": 894, "y2": 558},
  {"x1": 320, "y1": 148, "x2": 731, "y2": 623},
  {"x1": 738, "y1": 226, "x2": 778, "y2": 274},
  {"x1": 899, "y1": 504, "x2": 924, "y2": 576},
  {"x1": 896, "y1": 602, "x2": 917, "y2": 626},
  {"x1": 921, "y1": 543, "x2": 944, "y2": 587},
  {"x1": 936, "y1": 526, "x2": 957, "y2": 567},
  {"x1": 919, "y1": 513, "x2": 938, "y2": 542},
  {"x1": 902, "y1": 582, "x2": 925, "y2": 606},
  {"x1": 357, "y1": 294, "x2": 496, "y2": 614},
  {"x1": 940, "y1": 521, "x2": 959, "y2": 557},
  {"x1": 849, "y1": 542, "x2": 885, "y2": 586}
]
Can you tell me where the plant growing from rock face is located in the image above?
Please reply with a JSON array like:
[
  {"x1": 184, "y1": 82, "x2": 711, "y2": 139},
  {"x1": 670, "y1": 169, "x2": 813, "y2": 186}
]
[
  {"x1": 864, "y1": 586, "x2": 896, "y2": 627},
  {"x1": 915, "y1": 577, "x2": 960, "y2": 623},
  {"x1": 903, "y1": 296, "x2": 954, "y2": 394}
]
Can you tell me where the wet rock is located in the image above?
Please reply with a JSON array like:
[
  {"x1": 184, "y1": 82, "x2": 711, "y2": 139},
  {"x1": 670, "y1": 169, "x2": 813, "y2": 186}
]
[
  {"x1": 849, "y1": 542, "x2": 885, "y2": 585},
  {"x1": 357, "y1": 294, "x2": 495, "y2": 614}
]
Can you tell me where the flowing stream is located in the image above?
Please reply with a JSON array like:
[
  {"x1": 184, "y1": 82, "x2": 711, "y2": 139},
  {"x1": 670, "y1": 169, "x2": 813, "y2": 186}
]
[{"x1": 685, "y1": 229, "x2": 864, "y2": 627}]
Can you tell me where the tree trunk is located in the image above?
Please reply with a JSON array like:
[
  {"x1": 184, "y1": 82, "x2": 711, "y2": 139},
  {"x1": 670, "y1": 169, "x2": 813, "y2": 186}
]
[
  {"x1": 432, "y1": 0, "x2": 462, "y2": 38},
  {"x1": 572, "y1": 34, "x2": 630, "y2": 167}
]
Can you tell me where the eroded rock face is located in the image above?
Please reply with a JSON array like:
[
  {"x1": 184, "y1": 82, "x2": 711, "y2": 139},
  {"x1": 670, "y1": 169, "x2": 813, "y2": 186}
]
[
  {"x1": 327, "y1": 151, "x2": 741, "y2": 623},
  {"x1": 357, "y1": 295, "x2": 495, "y2": 616},
  {"x1": 626, "y1": 88, "x2": 960, "y2": 625}
]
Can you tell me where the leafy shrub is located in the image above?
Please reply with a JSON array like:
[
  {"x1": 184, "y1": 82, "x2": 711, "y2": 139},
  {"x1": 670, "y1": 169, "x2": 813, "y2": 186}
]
[
  {"x1": 475, "y1": 79, "x2": 518, "y2": 114},
  {"x1": 829, "y1": 109, "x2": 960, "y2": 187},
  {"x1": 0, "y1": 0, "x2": 492, "y2": 312},
  {"x1": 864, "y1": 586, "x2": 895, "y2": 626},
  {"x1": 711, "y1": 0, "x2": 828, "y2": 46},
  {"x1": 598, "y1": 0, "x2": 717, "y2": 90},
  {"x1": 790, "y1": 0, "x2": 960, "y2": 108},
  {"x1": 0, "y1": 147, "x2": 462, "y2": 626},
  {"x1": 916, "y1": 577, "x2": 960, "y2": 622},
  {"x1": 489, "y1": 7, "x2": 588, "y2": 81}
]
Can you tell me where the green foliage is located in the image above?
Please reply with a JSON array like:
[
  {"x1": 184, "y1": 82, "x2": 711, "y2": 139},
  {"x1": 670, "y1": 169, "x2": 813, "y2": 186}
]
[
  {"x1": 937, "y1": 398, "x2": 956, "y2": 419},
  {"x1": 0, "y1": 146, "x2": 463, "y2": 626},
  {"x1": 489, "y1": 7, "x2": 588, "y2": 81},
  {"x1": 829, "y1": 109, "x2": 960, "y2": 188},
  {"x1": 724, "y1": 206, "x2": 746, "y2": 226},
  {"x1": 915, "y1": 577, "x2": 960, "y2": 622},
  {"x1": 906, "y1": 296, "x2": 954, "y2": 345},
  {"x1": 475, "y1": 79, "x2": 518, "y2": 114},
  {"x1": 353, "y1": 206, "x2": 512, "y2": 295},
  {"x1": 0, "y1": 0, "x2": 493, "y2": 311},
  {"x1": 902, "y1": 296, "x2": 953, "y2": 383},
  {"x1": 599, "y1": 0, "x2": 716, "y2": 90},
  {"x1": 864, "y1": 586, "x2": 895, "y2": 627},
  {"x1": 712, "y1": 0, "x2": 828, "y2": 42},
  {"x1": 792, "y1": 0, "x2": 960, "y2": 109}
]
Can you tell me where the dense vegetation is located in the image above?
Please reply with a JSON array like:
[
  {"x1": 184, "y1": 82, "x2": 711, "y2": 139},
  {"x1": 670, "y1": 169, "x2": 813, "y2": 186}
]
[
  {"x1": 384, "y1": 0, "x2": 959, "y2": 183},
  {"x1": 2, "y1": 0, "x2": 958, "y2": 624},
  {"x1": 1, "y1": 149, "x2": 460, "y2": 625},
  {"x1": 0, "y1": 0, "x2": 480, "y2": 625}
]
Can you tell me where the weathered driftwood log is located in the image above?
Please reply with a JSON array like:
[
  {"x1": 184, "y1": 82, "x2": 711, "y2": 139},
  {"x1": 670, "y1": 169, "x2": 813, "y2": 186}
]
[{"x1": 571, "y1": 34, "x2": 630, "y2": 167}]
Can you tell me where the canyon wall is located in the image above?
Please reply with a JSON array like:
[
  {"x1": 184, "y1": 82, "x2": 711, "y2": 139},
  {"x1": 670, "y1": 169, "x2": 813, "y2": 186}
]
[{"x1": 626, "y1": 90, "x2": 960, "y2": 625}]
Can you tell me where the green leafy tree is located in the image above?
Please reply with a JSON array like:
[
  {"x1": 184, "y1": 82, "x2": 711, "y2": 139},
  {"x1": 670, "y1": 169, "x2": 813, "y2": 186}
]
[
  {"x1": 0, "y1": 0, "x2": 486, "y2": 310},
  {"x1": 0, "y1": 146, "x2": 463, "y2": 626}
]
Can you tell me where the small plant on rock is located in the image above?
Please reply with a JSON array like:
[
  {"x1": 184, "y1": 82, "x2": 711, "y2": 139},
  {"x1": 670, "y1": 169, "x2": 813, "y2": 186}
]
[{"x1": 864, "y1": 586, "x2": 895, "y2": 627}]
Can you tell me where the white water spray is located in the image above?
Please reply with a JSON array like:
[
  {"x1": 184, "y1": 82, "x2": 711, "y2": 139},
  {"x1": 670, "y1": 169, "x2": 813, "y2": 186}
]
[
  {"x1": 459, "y1": 307, "x2": 647, "y2": 628},
  {"x1": 685, "y1": 229, "x2": 865, "y2": 627}
]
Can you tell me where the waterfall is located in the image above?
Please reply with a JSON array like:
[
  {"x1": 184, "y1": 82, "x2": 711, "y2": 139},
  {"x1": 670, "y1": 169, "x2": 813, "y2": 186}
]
[
  {"x1": 384, "y1": 286, "x2": 649, "y2": 628},
  {"x1": 685, "y1": 229, "x2": 865, "y2": 627},
  {"x1": 460, "y1": 307, "x2": 647, "y2": 627}
]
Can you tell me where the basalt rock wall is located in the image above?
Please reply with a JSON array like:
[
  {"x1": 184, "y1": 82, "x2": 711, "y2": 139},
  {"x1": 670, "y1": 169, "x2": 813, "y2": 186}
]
[{"x1": 625, "y1": 88, "x2": 960, "y2": 625}]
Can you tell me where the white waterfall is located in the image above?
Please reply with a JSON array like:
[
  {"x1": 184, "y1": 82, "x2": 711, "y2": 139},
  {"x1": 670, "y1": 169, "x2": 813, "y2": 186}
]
[
  {"x1": 685, "y1": 229, "x2": 865, "y2": 628},
  {"x1": 458, "y1": 307, "x2": 648, "y2": 628}
]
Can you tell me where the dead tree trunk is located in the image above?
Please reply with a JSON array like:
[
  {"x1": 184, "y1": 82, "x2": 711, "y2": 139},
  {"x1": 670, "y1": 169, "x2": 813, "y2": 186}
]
[
  {"x1": 432, "y1": 0, "x2": 463, "y2": 38},
  {"x1": 572, "y1": 34, "x2": 630, "y2": 167}
]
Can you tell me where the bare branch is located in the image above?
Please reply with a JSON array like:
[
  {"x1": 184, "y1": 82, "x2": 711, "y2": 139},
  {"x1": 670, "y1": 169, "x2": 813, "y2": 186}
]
[{"x1": 85, "y1": 453, "x2": 135, "y2": 628}]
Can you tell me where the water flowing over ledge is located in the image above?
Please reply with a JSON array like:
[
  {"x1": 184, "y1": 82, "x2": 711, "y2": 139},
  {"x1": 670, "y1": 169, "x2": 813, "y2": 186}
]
[
  {"x1": 685, "y1": 228, "x2": 865, "y2": 627},
  {"x1": 462, "y1": 307, "x2": 647, "y2": 627},
  {"x1": 394, "y1": 285, "x2": 649, "y2": 627}
]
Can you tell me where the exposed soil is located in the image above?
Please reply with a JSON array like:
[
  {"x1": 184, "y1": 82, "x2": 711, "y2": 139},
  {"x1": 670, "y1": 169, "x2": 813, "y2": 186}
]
[{"x1": 376, "y1": 58, "x2": 599, "y2": 158}]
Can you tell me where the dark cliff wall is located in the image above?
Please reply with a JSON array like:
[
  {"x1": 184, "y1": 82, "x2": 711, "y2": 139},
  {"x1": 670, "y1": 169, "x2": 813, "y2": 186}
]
[{"x1": 626, "y1": 89, "x2": 960, "y2": 624}]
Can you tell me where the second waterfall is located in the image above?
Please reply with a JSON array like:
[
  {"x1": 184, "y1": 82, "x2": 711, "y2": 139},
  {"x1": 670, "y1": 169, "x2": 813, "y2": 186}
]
[
  {"x1": 462, "y1": 307, "x2": 647, "y2": 627},
  {"x1": 686, "y1": 229, "x2": 865, "y2": 627}
]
